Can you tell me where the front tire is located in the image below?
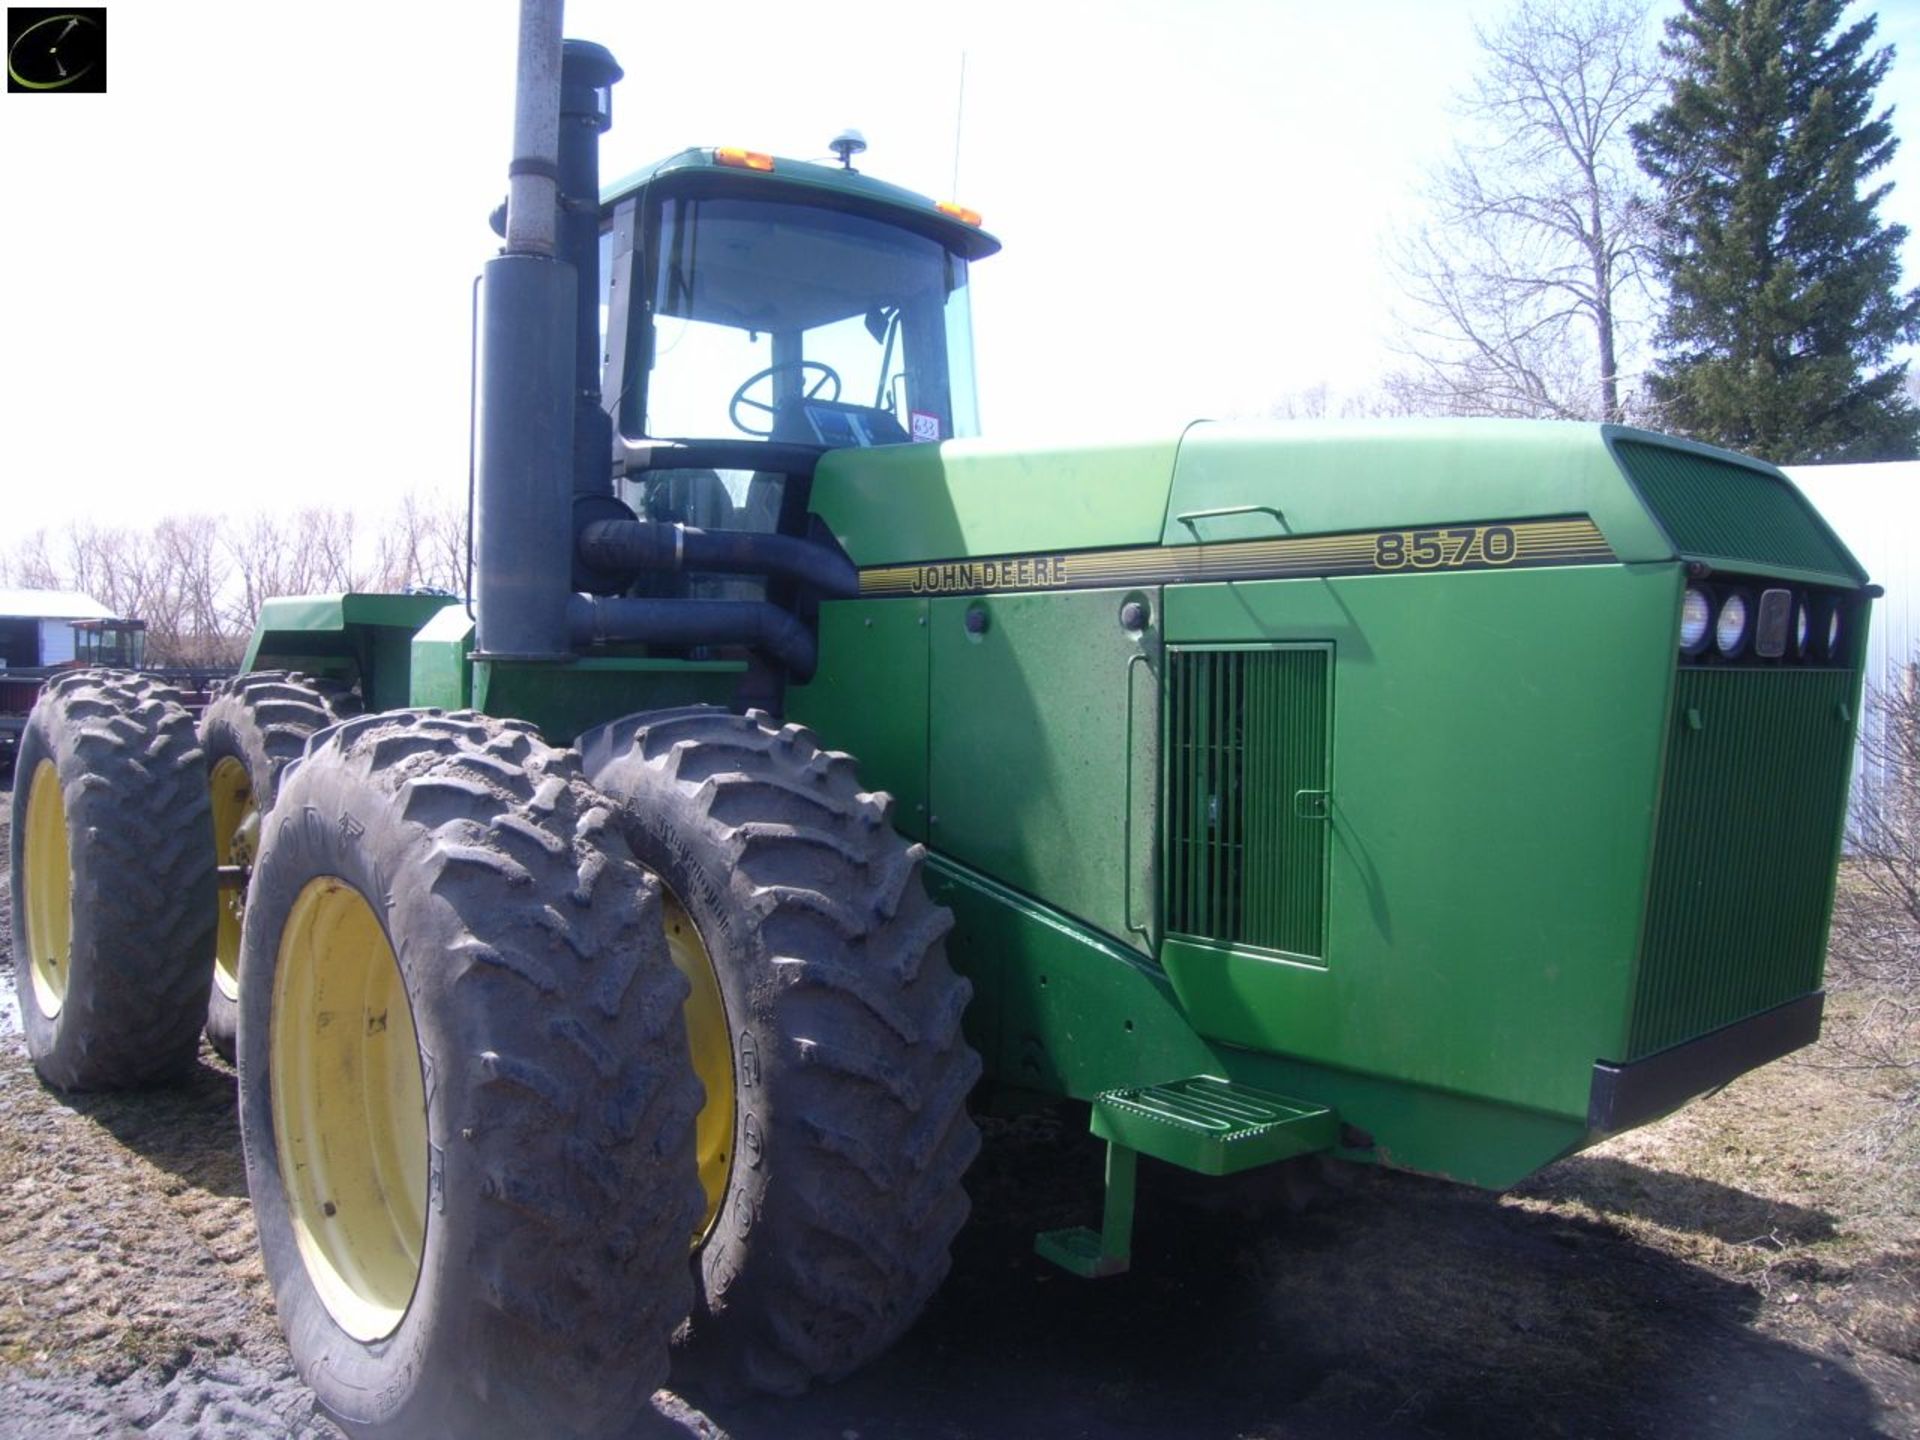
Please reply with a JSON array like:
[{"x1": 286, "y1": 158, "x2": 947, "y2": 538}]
[
  {"x1": 237, "y1": 709, "x2": 703, "y2": 1440},
  {"x1": 10, "y1": 670, "x2": 216, "y2": 1090},
  {"x1": 581, "y1": 706, "x2": 982, "y2": 1395},
  {"x1": 200, "y1": 670, "x2": 360, "y2": 1061}
]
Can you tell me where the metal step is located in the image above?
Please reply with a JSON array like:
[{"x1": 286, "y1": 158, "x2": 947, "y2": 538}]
[
  {"x1": 1091, "y1": 1075, "x2": 1336, "y2": 1176},
  {"x1": 1033, "y1": 1076, "x2": 1337, "y2": 1278}
]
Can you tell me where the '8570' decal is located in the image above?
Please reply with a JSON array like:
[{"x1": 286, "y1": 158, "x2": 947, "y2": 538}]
[
  {"x1": 855, "y1": 516, "x2": 1616, "y2": 598},
  {"x1": 1373, "y1": 524, "x2": 1518, "y2": 571}
]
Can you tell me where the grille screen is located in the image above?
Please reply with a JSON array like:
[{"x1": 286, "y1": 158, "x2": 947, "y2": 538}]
[
  {"x1": 1165, "y1": 647, "x2": 1329, "y2": 958},
  {"x1": 1629, "y1": 668, "x2": 1854, "y2": 1058},
  {"x1": 1614, "y1": 440, "x2": 1855, "y2": 578}
]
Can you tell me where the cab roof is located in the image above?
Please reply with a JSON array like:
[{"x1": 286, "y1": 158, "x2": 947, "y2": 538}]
[{"x1": 601, "y1": 147, "x2": 1002, "y2": 262}]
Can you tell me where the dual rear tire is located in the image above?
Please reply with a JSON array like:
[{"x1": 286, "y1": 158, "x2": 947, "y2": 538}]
[
  {"x1": 243, "y1": 705, "x2": 979, "y2": 1431},
  {"x1": 12, "y1": 687, "x2": 981, "y2": 1434},
  {"x1": 581, "y1": 707, "x2": 981, "y2": 1395},
  {"x1": 10, "y1": 670, "x2": 215, "y2": 1090},
  {"x1": 199, "y1": 670, "x2": 360, "y2": 1061},
  {"x1": 236, "y1": 710, "x2": 704, "y2": 1438}
]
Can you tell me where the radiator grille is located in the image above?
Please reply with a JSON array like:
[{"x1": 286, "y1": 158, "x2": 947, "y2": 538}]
[
  {"x1": 1614, "y1": 440, "x2": 1855, "y2": 578},
  {"x1": 1165, "y1": 647, "x2": 1329, "y2": 958},
  {"x1": 1628, "y1": 668, "x2": 1854, "y2": 1058}
]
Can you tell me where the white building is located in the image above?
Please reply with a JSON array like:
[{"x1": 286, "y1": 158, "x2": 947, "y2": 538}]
[
  {"x1": 0, "y1": 589, "x2": 114, "y2": 669},
  {"x1": 1785, "y1": 463, "x2": 1918, "y2": 825}
]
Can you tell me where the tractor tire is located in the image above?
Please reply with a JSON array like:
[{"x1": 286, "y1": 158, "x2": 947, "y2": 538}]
[
  {"x1": 200, "y1": 670, "x2": 360, "y2": 1062},
  {"x1": 236, "y1": 709, "x2": 703, "y2": 1440},
  {"x1": 9, "y1": 669, "x2": 217, "y2": 1091},
  {"x1": 580, "y1": 706, "x2": 982, "y2": 1396}
]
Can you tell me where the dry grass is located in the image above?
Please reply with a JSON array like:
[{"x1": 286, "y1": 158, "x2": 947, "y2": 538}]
[{"x1": 1509, "y1": 943, "x2": 1920, "y2": 1388}]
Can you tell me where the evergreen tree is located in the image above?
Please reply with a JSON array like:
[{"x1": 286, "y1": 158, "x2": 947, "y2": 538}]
[{"x1": 1634, "y1": 0, "x2": 1920, "y2": 461}]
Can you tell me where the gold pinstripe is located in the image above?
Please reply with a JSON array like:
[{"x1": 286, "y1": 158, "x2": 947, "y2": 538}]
[{"x1": 857, "y1": 517, "x2": 1615, "y2": 597}]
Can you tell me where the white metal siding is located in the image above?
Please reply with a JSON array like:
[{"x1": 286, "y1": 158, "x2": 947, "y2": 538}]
[
  {"x1": 1785, "y1": 463, "x2": 1918, "y2": 833},
  {"x1": 37, "y1": 619, "x2": 75, "y2": 667}
]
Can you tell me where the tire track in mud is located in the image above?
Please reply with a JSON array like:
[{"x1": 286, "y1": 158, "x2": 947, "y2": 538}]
[
  {"x1": 0, "y1": 794, "x2": 341, "y2": 1439},
  {"x1": 0, "y1": 1012, "x2": 343, "y2": 1438}
]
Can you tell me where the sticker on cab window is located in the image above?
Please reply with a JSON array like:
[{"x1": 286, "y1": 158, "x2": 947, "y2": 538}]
[{"x1": 910, "y1": 411, "x2": 942, "y2": 443}]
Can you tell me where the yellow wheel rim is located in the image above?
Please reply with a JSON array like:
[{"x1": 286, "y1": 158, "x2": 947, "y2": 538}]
[
  {"x1": 663, "y1": 891, "x2": 735, "y2": 1242},
  {"x1": 209, "y1": 756, "x2": 256, "y2": 1002},
  {"x1": 22, "y1": 760, "x2": 73, "y2": 1019},
  {"x1": 270, "y1": 878, "x2": 428, "y2": 1342}
]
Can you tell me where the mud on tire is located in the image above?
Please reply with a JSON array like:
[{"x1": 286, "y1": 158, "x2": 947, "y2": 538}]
[
  {"x1": 10, "y1": 669, "x2": 217, "y2": 1091},
  {"x1": 200, "y1": 670, "x2": 361, "y2": 1061},
  {"x1": 581, "y1": 706, "x2": 982, "y2": 1396},
  {"x1": 237, "y1": 709, "x2": 704, "y2": 1440}
]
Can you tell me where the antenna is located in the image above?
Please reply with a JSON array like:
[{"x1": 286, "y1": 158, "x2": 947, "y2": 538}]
[
  {"x1": 829, "y1": 129, "x2": 867, "y2": 170},
  {"x1": 951, "y1": 50, "x2": 968, "y2": 196}
]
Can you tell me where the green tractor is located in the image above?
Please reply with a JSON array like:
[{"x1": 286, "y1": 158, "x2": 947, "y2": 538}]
[{"x1": 8, "y1": 5, "x2": 1873, "y2": 1437}]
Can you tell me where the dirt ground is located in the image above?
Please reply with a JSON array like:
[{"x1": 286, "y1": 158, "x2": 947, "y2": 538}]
[{"x1": 0, "y1": 786, "x2": 1915, "y2": 1440}]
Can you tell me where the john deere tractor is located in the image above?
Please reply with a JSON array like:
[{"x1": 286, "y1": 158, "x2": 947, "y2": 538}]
[{"x1": 8, "y1": 5, "x2": 1874, "y2": 1437}]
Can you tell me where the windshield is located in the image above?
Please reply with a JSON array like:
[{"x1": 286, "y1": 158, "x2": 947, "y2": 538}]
[{"x1": 631, "y1": 194, "x2": 979, "y2": 447}]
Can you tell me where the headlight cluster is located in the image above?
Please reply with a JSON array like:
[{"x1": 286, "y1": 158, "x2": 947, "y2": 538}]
[{"x1": 1679, "y1": 583, "x2": 1848, "y2": 664}]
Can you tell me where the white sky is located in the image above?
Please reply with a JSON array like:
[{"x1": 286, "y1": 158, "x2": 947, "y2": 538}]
[{"x1": 5, "y1": 0, "x2": 1920, "y2": 539}]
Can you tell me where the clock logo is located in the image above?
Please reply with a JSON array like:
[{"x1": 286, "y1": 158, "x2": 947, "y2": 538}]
[{"x1": 7, "y1": 9, "x2": 106, "y2": 93}]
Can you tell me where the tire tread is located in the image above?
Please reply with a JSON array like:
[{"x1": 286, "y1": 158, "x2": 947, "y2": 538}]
[
  {"x1": 11, "y1": 669, "x2": 218, "y2": 1090},
  {"x1": 583, "y1": 704, "x2": 981, "y2": 1395}
]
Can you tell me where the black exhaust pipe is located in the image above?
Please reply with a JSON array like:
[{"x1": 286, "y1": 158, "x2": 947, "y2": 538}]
[
  {"x1": 473, "y1": 0, "x2": 575, "y2": 661},
  {"x1": 473, "y1": 3, "x2": 825, "y2": 690}
]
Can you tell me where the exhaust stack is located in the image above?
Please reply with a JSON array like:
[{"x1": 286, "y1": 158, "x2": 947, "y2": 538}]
[
  {"x1": 470, "y1": 2, "x2": 827, "y2": 694},
  {"x1": 472, "y1": 0, "x2": 579, "y2": 661}
]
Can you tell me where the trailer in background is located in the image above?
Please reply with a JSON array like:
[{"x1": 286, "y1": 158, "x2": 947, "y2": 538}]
[{"x1": 1, "y1": 606, "x2": 227, "y2": 775}]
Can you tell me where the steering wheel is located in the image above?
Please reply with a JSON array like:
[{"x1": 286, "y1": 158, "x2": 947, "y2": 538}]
[{"x1": 728, "y1": 361, "x2": 842, "y2": 437}]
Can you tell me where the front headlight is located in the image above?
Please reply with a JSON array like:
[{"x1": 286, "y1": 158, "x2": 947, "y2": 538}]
[
  {"x1": 1826, "y1": 606, "x2": 1842, "y2": 660},
  {"x1": 1715, "y1": 592, "x2": 1750, "y2": 656},
  {"x1": 1755, "y1": 588, "x2": 1792, "y2": 659},
  {"x1": 1794, "y1": 600, "x2": 1810, "y2": 657},
  {"x1": 1679, "y1": 587, "x2": 1713, "y2": 654}
]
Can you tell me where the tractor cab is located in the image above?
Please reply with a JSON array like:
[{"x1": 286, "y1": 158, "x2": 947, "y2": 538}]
[
  {"x1": 69, "y1": 617, "x2": 146, "y2": 669},
  {"x1": 597, "y1": 148, "x2": 999, "y2": 562}
]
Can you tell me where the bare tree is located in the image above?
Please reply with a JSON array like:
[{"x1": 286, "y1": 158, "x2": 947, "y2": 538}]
[
  {"x1": 1829, "y1": 657, "x2": 1920, "y2": 1168},
  {"x1": 64, "y1": 523, "x2": 157, "y2": 624},
  {"x1": 1, "y1": 497, "x2": 465, "y2": 664},
  {"x1": 304, "y1": 508, "x2": 364, "y2": 593},
  {"x1": 150, "y1": 517, "x2": 234, "y2": 665},
  {"x1": 0, "y1": 519, "x2": 240, "y2": 665},
  {"x1": 373, "y1": 491, "x2": 468, "y2": 595},
  {"x1": 1391, "y1": 0, "x2": 1665, "y2": 422},
  {"x1": 1, "y1": 531, "x2": 63, "y2": 592},
  {"x1": 222, "y1": 507, "x2": 370, "y2": 637},
  {"x1": 1248, "y1": 382, "x2": 1425, "y2": 422},
  {"x1": 418, "y1": 496, "x2": 468, "y2": 596}
]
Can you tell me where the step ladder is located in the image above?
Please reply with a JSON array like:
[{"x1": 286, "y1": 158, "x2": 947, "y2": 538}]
[{"x1": 1035, "y1": 1076, "x2": 1337, "y2": 1278}]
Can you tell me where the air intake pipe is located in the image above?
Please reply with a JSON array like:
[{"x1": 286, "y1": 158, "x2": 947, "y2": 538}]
[
  {"x1": 558, "y1": 40, "x2": 622, "y2": 499},
  {"x1": 576, "y1": 518, "x2": 860, "y2": 598},
  {"x1": 566, "y1": 596, "x2": 819, "y2": 680}
]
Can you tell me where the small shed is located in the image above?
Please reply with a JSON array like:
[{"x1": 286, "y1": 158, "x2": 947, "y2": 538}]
[{"x1": 0, "y1": 589, "x2": 114, "y2": 669}]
